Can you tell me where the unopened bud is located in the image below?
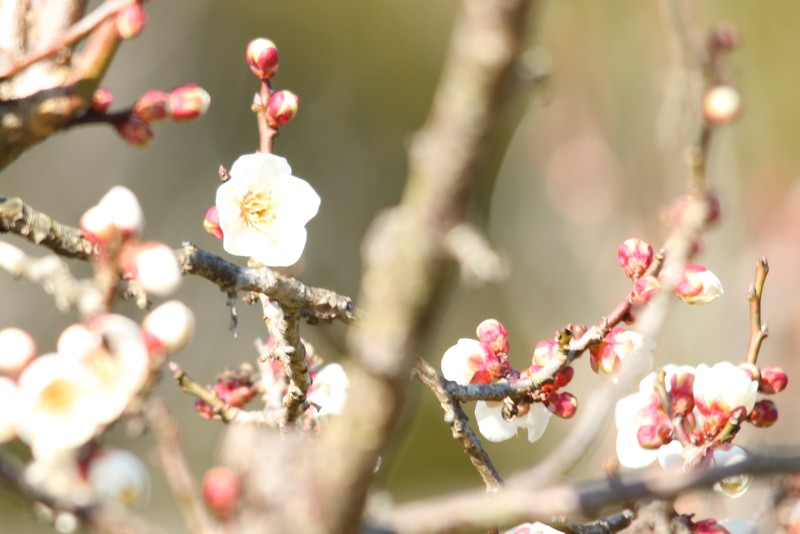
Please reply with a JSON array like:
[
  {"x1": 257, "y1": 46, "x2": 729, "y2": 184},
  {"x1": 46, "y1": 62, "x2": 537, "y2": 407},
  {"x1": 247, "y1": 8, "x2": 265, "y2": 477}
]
[
  {"x1": 132, "y1": 90, "x2": 170, "y2": 122},
  {"x1": 703, "y1": 85, "x2": 741, "y2": 124},
  {"x1": 125, "y1": 242, "x2": 182, "y2": 296},
  {"x1": 114, "y1": 116, "x2": 154, "y2": 147},
  {"x1": 97, "y1": 186, "x2": 145, "y2": 238},
  {"x1": 203, "y1": 206, "x2": 223, "y2": 240},
  {"x1": 116, "y1": 4, "x2": 148, "y2": 40},
  {"x1": 246, "y1": 38, "x2": 280, "y2": 80},
  {"x1": 674, "y1": 264, "x2": 724, "y2": 305},
  {"x1": 548, "y1": 391, "x2": 577, "y2": 418},
  {"x1": 709, "y1": 22, "x2": 741, "y2": 54},
  {"x1": 90, "y1": 88, "x2": 113, "y2": 114},
  {"x1": 169, "y1": 84, "x2": 211, "y2": 121},
  {"x1": 749, "y1": 399, "x2": 778, "y2": 428},
  {"x1": 617, "y1": 238, "x2": 654, "y2": 279},
  {"x1": 476, "y1": 319, "x2": 509, "y2": 355},
  {"x1": 214, "y1": 379, "x2": 256, "y2": 408},
  {"x1": 266, "y1": 90, "x2": 299, "y2": 128},
  {"x1": 142, "y1": 301, "x2": 195, "y2": 356},
  {"x1": 195, "y1": 399, "x2": 214, "y2": 420},
  {"x1": 0, "y1": 327, "x2": 35, "y2": 376},
  {"x1": 554, "y1": 366, "x2": 574, "y2": 388},
  {"x1": 636, "y1": 422, "x2": 672, "y2": 449},
  {"x1": 759, "y1": 366, "x2": 788, "y2": 394},
  {"x1": 202, "y1": 466, "x2": 242, "y2": 520},
  {"x1": 531, "y1": 339, "x2": 557, "y2": 367},
  {"x1": 630, "y1": 275, "x2": 660, "y2": 305}
]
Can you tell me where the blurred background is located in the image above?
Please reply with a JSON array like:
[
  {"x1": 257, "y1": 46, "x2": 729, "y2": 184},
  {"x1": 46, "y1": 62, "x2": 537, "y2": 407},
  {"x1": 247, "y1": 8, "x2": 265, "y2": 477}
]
[{"x1": 3, "y1": 0, "x2": 800, "y2": 531}]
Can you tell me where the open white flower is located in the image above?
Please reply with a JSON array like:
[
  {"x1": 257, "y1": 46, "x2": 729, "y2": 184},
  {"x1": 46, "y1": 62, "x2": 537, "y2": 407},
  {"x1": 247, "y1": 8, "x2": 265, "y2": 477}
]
[
  {"x1": 474, "y1": 400, "x2": 551, "y2": 443},
  {"x1": 694, "y1": 362, "x2": 757, "y2": 417},
  {"x1": 307, "y1": 363, "x2": 349, "y2": 416},
  {"x1": 88, "y1": 448, "x2": 150, "y2": 506},
  {"x1": 216, "y1": 153, "x2": 320, "y2": 267}
]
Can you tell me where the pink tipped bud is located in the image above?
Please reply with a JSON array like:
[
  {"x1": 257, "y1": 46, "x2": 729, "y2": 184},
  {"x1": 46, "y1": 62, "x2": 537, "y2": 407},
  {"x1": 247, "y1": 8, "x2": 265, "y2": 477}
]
[
  {"x1": 202, "y1": 467, "x2": 242, "y2": 520},
  {"x1": 749, "y1": 399, "x2": 778, "y2": 428},
  {"x1": 531, "y1": 339, "x2": 558, "y2": 367},
  {"x1": 132, "y1": 90, "x2": 170, "y2": 122},
  {"x1": 169, "y1": 84, "x2": 211, "y2": 121},
  {"x1": 214, "y1": 379, "x2": 256, "y2": 408},
  {"x1": 142, "y1": 301, "x2": 195, "y2": 356},
  {"x1": 674, "y1": 264, "x2": 724, "y2": 304},
  {"x1": 246, "y1": 38, "x2": 280, "y2": 80},
  {"x1": 123, "y1": 242, "x2": 182, "y2": 296},
  {"x1": 703, "y1": 85, "x2": 741, "y2": 124},
  {"x1": 266, "y1": 90, "x2": 299, "y2": 128},
  {"x1": 759, "y1": 366, "x2": 788, "y2": 394},
  {"x1": 476, "y1": 319, "x2": 509, "y2": 355},
  {"x1": 617, "y1": 238, "x2": 654, "y2": 279},
  {"x1": 203, "y1": 206, "x2": 223, "y2": 239},
  {"x1": 91, "y1": 88, "x2": 113, "y2": 114},
  {"x1": 97, "y1": 186, "x2": 145, "y2": 238},
  {"x1": 630, "y1": 275, "x2": 660, "y2": 305},
  {"x1": 116, "y1": 4, "x2": 148, "y2": 40},
  {"x1": 0, "y1": 328, "x2": 35, "y2": 376},
  {"x1": 548, "y1": 391, "x2": 577, "y2": 419},
  {"x1": 114, "y1": 116, "x2": 154, "y2": 147}
]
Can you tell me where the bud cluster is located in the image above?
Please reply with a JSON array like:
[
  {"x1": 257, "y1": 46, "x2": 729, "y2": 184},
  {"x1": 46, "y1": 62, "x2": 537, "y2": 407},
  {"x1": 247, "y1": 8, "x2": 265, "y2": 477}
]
[
  {"x1": 246, "y1": 38, "x2": 300, "y2": 129},
  {"x1": 90, "y1": 84, "x2": 211, "y2": 147}
]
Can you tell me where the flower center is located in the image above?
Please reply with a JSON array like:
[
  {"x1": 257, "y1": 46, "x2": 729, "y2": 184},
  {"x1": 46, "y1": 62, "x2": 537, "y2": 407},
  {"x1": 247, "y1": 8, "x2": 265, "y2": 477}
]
[
  {"x1": 39, "y1": 379, "x2": 81, "y2": 414},
  {"x1": 240, "y1": 180, "x2": 277, "y2": 232}
]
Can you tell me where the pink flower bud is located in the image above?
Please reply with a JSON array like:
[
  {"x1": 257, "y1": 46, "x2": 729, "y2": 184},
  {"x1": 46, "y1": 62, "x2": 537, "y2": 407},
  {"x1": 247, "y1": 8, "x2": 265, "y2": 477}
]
[
  {"x1": 554, "y1": 365, "x2": 574, "y2": 388},
  {"x1": 96, "y1": 186, "x2": 145, "y2": 238},
  {"x1": 124, "y1": 242, "x2": 182, "y2": 296},
  {"x1": 0, "y1": 327, "x2": 35, "y2": 376},
  {"x1": 674, "y1": 264, "x2": 724, "y2": 304},
  {"x1": 202, "y1": 466, "x2": 241, "y2": 520},
  {"x1": 703, "y1": 85, "x2": 741, "y2": 124},
  {"x1": 531, "y1": 339, "x2": 558, "y2": 367},
  {"x1": 116, "y1": 4, "x2": 148, "y2": 40},
  {"x1": 132, "y1": 90, "x2": 170, "y2": 122},
  {"x1": 617, "y1": 238, "x2": 654, "y2": 279},
  {"x1": 246, "y1": 38, "x2": 280, "y2": 80},
  {"x1": 630, "y1": 275, "x2": 660, "y2": 305},
  {"x1": 759, "y1": 366, "x2": 788, "y2": 394},
  {"x1": 548, "y1": 391, "x2": 577, "y2": 419},
  {"x1": 114, "y1": 116, "x2": 154, "y2": 147},
  {"x1": 476, "y1": 319, "x2": 509, "y2": 355},
  {"x1": 636, "y1": 419, "x2": 672, "y2": 449},
  {"x1": 266, "y1": 90, "x2": 299, "y2": 128},
  {"x1": 203, "y1": 206, "x2": 224, "y2": 239},
  {"x1": 214, "y1": 379, "x2": 256, "y2": 408},
  {"x1": 169, "y1": 84, "x2": 211, "y2": 121},
  {"x1": 142, "y1": 301, "x2": 195, "y2": 356},
  {"x1": 748, "y1": 399, "x2": 778, "y2": 428},
  {"x1": 91, "y1": 88, "x2": 113, "y2": 114}
]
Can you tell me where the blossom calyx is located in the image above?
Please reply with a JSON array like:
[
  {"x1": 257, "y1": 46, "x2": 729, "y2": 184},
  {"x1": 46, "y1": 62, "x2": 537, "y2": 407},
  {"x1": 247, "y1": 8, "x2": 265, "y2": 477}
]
[
  {"x1": 675, "y1": 264, "x2": 723, "y2": 304},
  {"x1": 114, "y1": 116, "x2": 154, "y2": 147},
  {"x1": 748, "y1": 399, "x2": 778, "y2": 428},
  {"x1": 476, "y1": 319, "x2": 509, "y2": 356},
  {"x1": 617, "y1": 238, "x2": 654, "y2": 279},
  {"x1": 758, "y1": 366, "x2": 788, "y2": 394},
  {"x1": 133, "y1": 90, "x2": 170, "y2": 122},
  {"x1": 246, "y1": 38, "x2": 280, "y2": 80},
  {"x1": 267, "y1": 90, "x2": 299, "y2": 128},
  {"x1": 169, "y1": 84, "x2": 211, "y2": 121}
]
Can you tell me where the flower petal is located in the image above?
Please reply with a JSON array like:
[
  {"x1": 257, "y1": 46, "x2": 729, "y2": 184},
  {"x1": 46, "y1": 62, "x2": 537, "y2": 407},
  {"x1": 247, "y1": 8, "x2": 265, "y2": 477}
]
[{"x1": 475, "y1": 401, "x2": 518, "y2": 442}]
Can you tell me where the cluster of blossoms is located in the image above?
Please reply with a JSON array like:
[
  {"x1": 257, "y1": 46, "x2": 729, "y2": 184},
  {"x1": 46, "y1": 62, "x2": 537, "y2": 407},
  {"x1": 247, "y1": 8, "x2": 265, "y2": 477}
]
[
  {"x1": 441, "y1": 320, "x2": 577, "y2": 443},
  {"x1": 618, "y1": 238, "x2": 724, "y2": 306},
  {"x1": 195, "y1": 338, "x2": 349, "y2": 427},
  {"x1": 615, "y1": 360, "x2": 786, "y2": 497},
  {"x1": 0, "y1": 187, "x2": 195, "y2": 507}
]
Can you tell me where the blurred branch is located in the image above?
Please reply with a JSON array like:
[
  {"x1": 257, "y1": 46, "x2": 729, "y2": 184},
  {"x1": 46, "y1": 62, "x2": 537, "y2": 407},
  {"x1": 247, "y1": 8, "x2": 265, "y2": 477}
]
[
  {"x1": 0, "y1": 197, "x2": 95, "y2": 258},
  {"x1": 746, "y1": 256, "x2": 769, "y2": 365},
  {"x1": 379, "y1": 452, "x2": 800, "y2": 533},
  {"x1": 413, "y1": 360, "x2": 503, "y2": 490}
]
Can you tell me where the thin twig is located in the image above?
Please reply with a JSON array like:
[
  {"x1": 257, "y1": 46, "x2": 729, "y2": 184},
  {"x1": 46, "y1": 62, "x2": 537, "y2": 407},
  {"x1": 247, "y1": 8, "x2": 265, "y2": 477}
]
[
  {"x1": 745, "y1": 256, "x2": 769, "y2": 365},
  {"x1": 413, "y1": 360, "x2": 503, "y2": 490}
]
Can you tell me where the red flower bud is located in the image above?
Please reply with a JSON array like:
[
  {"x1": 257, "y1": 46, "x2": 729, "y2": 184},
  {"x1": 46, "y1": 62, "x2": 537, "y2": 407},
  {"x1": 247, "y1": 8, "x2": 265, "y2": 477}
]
[
  {"x1": 554, "y1": 366, "x2": 574, "y2": 388},
  {"x1": 630, "y1": 275, "x2": 660, "y2": 305},
  {"x1": 246, "y1": 38, "x2": 280, "y2": 80},
  {"x1": 114, "y1": 116, "x2": 154, "y2": 146},
  {"x1": 202, "y1": 467, "x2": 242, "y2": 520},
  {"x1": 169, "y1": 84, "x2": 211, "y2": 121},
  {"x1": 531, "y1": 339, "x2": 557, "y2": 367},
  {"x1": 617, "y1": 238, "x2": 654, "y2": 279},
  {"x1": 636, "y1": 421, "x2": 672, "y2": 449},
  {"x1": 203, "y1": 206, "x2": 223, "y2": 239},
  {"x1": 91, "y1": 88, "x2": 113, "y2": 114},
  {"x1": 759, "y1": 366, "x2": 788, "y2": 394},
  {"x1": 476, "y1": 319, "x2": 509, "y2": 356},
  {"x1": 133, "y1": 90, "x2": 170, "y2": 122},
  {"x1": 266, "y1": 90, "x2": 299, "y2": 128},
  {"x1": 547, "y1": 391, "x2": 577, "y2": 419},
  {"x1": 116, "y1": 4, "x2": 147, "y2": 40},
  {"x1": 748, "y1": 399, "x2": 778, "y2": 428}
]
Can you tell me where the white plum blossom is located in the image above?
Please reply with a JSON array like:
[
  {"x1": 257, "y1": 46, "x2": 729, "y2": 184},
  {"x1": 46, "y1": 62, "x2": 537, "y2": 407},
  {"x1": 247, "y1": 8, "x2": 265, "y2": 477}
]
[
  {"x1": 711, "y1": 444, "x2": 752, "y2": 498},
  {"x1": 674, "y1": 264, "x2": 724, "y2": 304},
  {"x1": 142, "y1": 300, "x2": 196, "y2": 355},
  {"x1": 504, "y1": 522, "x2": 565, "y2": 534},
  {"x1": 216, "y1": 153, "x2": 320, "y2": 267},
  {"x1": 590, "y1": 328, "x2": 656, "y2": 384},
  {"x1": 0, "y1": 377, "x2": 20, "y2": 442},
  {"x1": 694, "y1": 362, "x2": 757, "y2": 417},
  {"x1": 16, "y1": 354, "x2": 101, "y2": 460},
  {"x1": 88, "y1": 448, "x2": 150, "y2": 505},
  {"x1": 129, "y1": 242, "x2": 182, "y2": 296},
  {"x1": 307, "y1": 363, "x2": 349, "y2": 416},
  {"x1": 441, "y1": 338, "x2": 491, "y2": 386},
  {"x1": 0, "y1": 327, "x2": 35, "y2": 375},
  {"x1": 24, "y1": 452, "x2": 93, "y2": 506},
  {"x1": 474, "y1": 400, "x2": 551, "y2": 443}
]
